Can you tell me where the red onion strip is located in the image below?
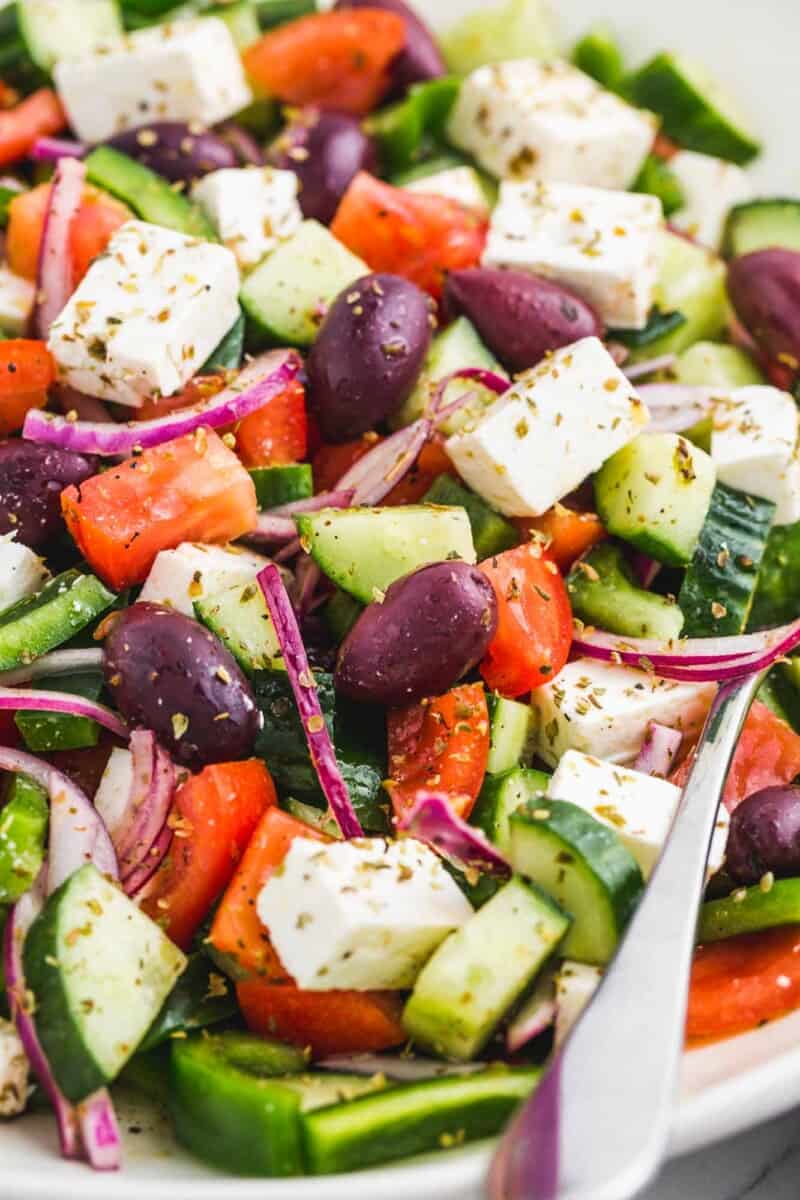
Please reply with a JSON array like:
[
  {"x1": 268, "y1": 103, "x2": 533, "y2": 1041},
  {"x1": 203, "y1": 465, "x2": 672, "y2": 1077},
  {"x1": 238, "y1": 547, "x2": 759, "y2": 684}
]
[
  {"x1": 268, "y1": 488, "x2": 355, "y2": 518},
  {"x1": 633, "y1": 722, "x2": 683, "y2": 778},
  {"x1": 622, "y1": 354, "x2": 677, "y2": 381},
  {"x1": 0, "y1": 648, "x2": 104, "y2": 686},
  {"x1": 0, "y1": 687, "x2": 127, "y2": 740},
  {"x1": 506, "y1": 971, "x2": 557, "y2": 1054},
  {"x1": 636, "y1": 383, "x2": 716, "y2": 434},
  {"x1": 30, "y1": 136, "x2": 88, "y2": 162},
  {"x1": 337, "y1": 419, "x2": 432, "y2": 506},
  {"x1": 574, "y1": 619, "x2": 800, "y2": 667},
  {"x1": 77, "y1": 1090, "x2": 122, "y2": 1172},
  {"x1": 428, "y1": 367, "x2": 509, "y2": 419},
  {"x1": 115, "y1": 730, "x2": 175, "y2": 882},
  {"x1": 33, "y1": 156, "x2": 86, "y2": 340},
  {"x1": 123, "y1": 823, "x2": 174, "y2": 899},
  {"x1": 397, "y1": 790, "x2": 511, "y2": 878}
]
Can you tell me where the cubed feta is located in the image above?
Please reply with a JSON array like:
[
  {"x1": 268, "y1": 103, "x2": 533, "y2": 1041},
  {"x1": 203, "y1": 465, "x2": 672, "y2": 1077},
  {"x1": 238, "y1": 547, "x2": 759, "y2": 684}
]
[
  {"x1": 257, "y1": 837, "x2": 474, "y2": 991},
  {"x1": 139, "y1": 542, "x2": 268, "y2": 615},
  {"x1": 711, "y1": 386, "x2": 800, "y2": 525},
  {"x1": 445, "y1": 337, "x2": 649, "y2": 517},
  {"x1": 0, "y1": 265, "x2": 35, "y2": 335},
  {"x1": 447, "y1": 59, "x2": 656, "y2": 189},
  {"x1": 404, "y1": 166, "x2": 491, "y2": 218},
  {"x1": 483, "y1": 180, "x2": 663, "y2": 329},
  {"x1": 669, "y1": 151, "x2": 753, "y2": 250},
  {"x1": 54, "y1": 19, "x2": 252, "y2": 144},
  {"x1": 48, "y1": 220, "x2": 240, "y2": 406},
  {"x1": 93, "y1": 746, "x2": 134, "y2": 840},
  {"x1": 0, "y1": 534, "x2": 48, "y2": 615},
  {"x1": 192, "y1": 167, "x2": 302, "y2": 271},
  {"x1": 530, "y1": 658, "x2": 716, "y2": 767},
  {"x1": 0, "y1": 1018, "x2": 29, "y2": 1118},
  {"x1": 547, "y1": 750, "x2": 729, "y2": 878},
  {"x1": 554, "y1": 961, "x2": 602, "y2": 1047}
]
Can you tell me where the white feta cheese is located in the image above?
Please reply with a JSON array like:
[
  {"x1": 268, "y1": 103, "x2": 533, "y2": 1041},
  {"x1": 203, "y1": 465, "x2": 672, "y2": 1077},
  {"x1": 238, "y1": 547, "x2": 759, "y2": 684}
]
[
  {"x1": 139, "y1": 542, "x2": 268, "y2": 616},
  {"x1": 0, "y1": 534, "x2": 48, "y2": 615},
  {"x1": 0, "y1": 266, "x2": 35, "y2": 335},
  {"x1": 54, "y1": 19, "x2": 252, "y2": 144},
  {"x1": 447, "y1": 59, "x2": 656, "y2": 189},
  {"x1": 257, "y1": 837, "x2": 473, "y2": 991},
  {"x1": 93, "y1": 746, "x2": 134, "y2": 841},
  {"x1": 530, "y1": 658, "x2": 716, "y2": 768},
  {"x1": 547, "y1": 749, "x2": 729, "y2": 879},
  {"x1": 554, "y1": 961, "x2": 602, "y2": 1047},
  {"x1": 48, "y1": 220, "x2": 240, "y2": 407},
  {"x1": 404, "y1": 166, "x2": 491, "y2": 218},
  {"x1": 445, "y1": 337, "x2": 649, "y2": 517},
  {"x1": 0, "y1": 1018, "x2": 29, "y2": 1118},
  {"x1": 711, "y1": 386, "x2": 800, "y2": 525},
  {"x1": 669, "y1": 151, "x2": 753, "y2": 250},
  {"x1": 192, "y1": 167, "x2": 302, "y2": 271},
  {"x1": 483, "y1": 180, "x2": 663, "y2": 329}
]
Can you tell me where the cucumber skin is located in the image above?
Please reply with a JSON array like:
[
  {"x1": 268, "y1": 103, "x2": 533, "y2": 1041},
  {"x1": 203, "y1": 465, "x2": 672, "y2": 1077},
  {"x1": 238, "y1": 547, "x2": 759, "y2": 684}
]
[
  {"x1": 84, "y1": 146, "x2": 215, "y2": 241},
  {"x1": 567, "y1": 543, "x2": 684, "y2": 641},
  {"x1": 471, "y1": 766, "x2": 550, "y2": 853},
  {"x1": 0, "y1": 571, "x2": 116, "y2": 672},
  {"x1": 723, "y1": 199, "x2": 800, "y2": 259},
  {"x1": 699, "y1": 879, "x2": 800, "y2": 943},
  {"x1": 202, "y1": 311, "x2": 245, "y2": 373},
  {"x1": 248, "y1": 464, "x2": 312, "y2": 510},
  {"x1": 15, "y1": 670, "x2": 104, "y2": 752},
  {"x1": 0, "y1": 775, "x2": 48, "y2": 904},
  {"x1": 422, "y1": 475, "x2": 518, "y2": 560},
  {"x1": 750, "y1": 521, "x2": 800, "y2": 630}
]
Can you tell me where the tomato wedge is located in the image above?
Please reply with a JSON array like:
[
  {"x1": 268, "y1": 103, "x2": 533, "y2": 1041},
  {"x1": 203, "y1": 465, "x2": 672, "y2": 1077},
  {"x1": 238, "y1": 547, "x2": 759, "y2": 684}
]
[
  {"x1": 0, "y1": 339, "x2": 56, "y2": 435},
  {"x1": 7, "y1": 181, "x2": 130, "y2": 283},
  {"x1": 386, "y1": 681, "x2": 490, "y2": 822},
  {"x1": 61, "y1": 428, "x2": 258, "y2": 590},
  {"x1": 237, "y1": 980, "x2": 405, "y2": 1057},
  {"x1": 243, "y1": 9, "x2": 406, "y2": 116},
  {"x1": 478, "y1": 543, "x2": 573, "y2": 698},
  {"x1": 514, "y1": 507, "x2": 608, "y2": 573},
  {"x1": 331, "y1": 173, "x2": 487, "y2": 300},
  {"x1": 0, "y1": 89, "x2": 65, "y2": 169},
  {"x1": 234, "y1": 377, "x2": 308, "y2": 468},
  {"x1": 688, "y1": 926, "x2": 800, "y2": 1041}
]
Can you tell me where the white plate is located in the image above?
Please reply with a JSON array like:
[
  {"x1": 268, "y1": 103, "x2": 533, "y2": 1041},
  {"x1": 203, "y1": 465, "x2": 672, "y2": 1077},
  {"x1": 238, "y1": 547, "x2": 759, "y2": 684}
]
[{"x1": 5, "y1": 0, "x2": 800, "y2": 1195}]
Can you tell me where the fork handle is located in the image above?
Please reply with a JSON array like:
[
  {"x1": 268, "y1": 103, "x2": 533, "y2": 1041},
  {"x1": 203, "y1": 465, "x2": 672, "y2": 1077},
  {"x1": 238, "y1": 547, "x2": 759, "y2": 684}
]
[{"x1": 490, "y1": 672, "x2": 765, "y2": 1200}]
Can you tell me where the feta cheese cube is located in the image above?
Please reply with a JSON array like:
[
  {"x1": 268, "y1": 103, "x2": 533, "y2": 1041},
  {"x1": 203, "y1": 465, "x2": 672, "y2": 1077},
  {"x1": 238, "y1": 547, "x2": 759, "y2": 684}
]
[
  {"x1": 669, "y1": 151, "x2": 753, "y2": 250},
  {"x1": 48, "y1": 220, "x2": 240, "y2": 406},
  {"x1": 547, "y1": 750, "x2": 729, "y2": 879},
  {"x1": 257, "y1": 837, "x2": 473, "y2": 991},
  {"x1": 0, "y1": 265, "x2": 35, "y2": 335},
  {"x1": 0, "y1": 534, "x2": 48, "y2": 615},
  {"x1": 445, "y1": 337, "x2": 649, "y2": 517},
  {"x1": 139, "y1": 542, "x2": 268, "y2": 615},
  {"x1": 447, "y1": 59, "x2": 656, "y2": 189},
  {"x1": 404, "y1": 166, "x2": 491, "y2": 218},
  {"x1": 192, "y1": 167, "x2": 302, "y2": 271},
  {"x1": 711, "y1": 386, "x2": 800, "y2": 525},
  {"x1": 530, "y1": 658, "x2": 716, "y2": 767},
  {"x1": 93, "y1": 746, "x2": 134, "y2": 840},
  {"x1": 54, "y1": 19, "x2": 252, "y2": 144},
  {"x1": 554, "y1": 961, "x2": 602, "y2": 1047},
  {"x1": 0, "y1": 1018, "x2": 29, "y2": 1117},
  {"x1": 483, "y1": 180, "x2": 663, "y2": 329}
]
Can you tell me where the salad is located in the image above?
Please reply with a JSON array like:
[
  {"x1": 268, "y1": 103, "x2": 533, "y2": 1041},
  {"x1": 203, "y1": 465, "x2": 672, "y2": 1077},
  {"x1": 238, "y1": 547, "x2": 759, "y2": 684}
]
[{"x1": 1, "y1": 0, "x2": 800, "y2": 1184}]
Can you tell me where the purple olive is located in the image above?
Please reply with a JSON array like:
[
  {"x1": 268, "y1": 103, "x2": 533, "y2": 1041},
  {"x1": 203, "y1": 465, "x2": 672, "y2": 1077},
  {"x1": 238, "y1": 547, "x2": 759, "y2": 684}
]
[
  {"x1": 335, "y1": 561, "x2": 498, "y2": 706},
  {"x1": 267, "y1": 109, "x2": 378, "y2": 225},
  {"x1": 335, "y1": 0, "x2": 446, "y2": 95},
  {"x1": 726, "y1": 786, "x2": 800, "y2": 885},
  {"x1": 105, "y1": 122, "x2": 238, "y2": 183},
  {"x1": 728, "y1": 249, "x2": 800, "y2": 366},
  {"x1": 308, "y1": 273, "x2": 434, "y2": 441},
  {"x1": 0, "y1": 439, "x2": 97, "y2": 550},
  {"x1": 445, "y1": 268, "x2": 605, "y2": 372},
  {"x1": 104, "y1": 604, "x2": 259, "y2": 768}
]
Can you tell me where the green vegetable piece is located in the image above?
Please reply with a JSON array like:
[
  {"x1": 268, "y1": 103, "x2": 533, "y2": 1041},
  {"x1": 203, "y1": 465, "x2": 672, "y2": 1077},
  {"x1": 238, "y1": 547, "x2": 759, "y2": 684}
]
[
  {"x1": 366, "y1": 77, "x2": 461, "y2": 173},
  {"x1": 673, "y1": 341, "x2": 765, "y2": 388},
  {"x1": 699, "y1": 879, "x2": 800, "y2": 943},
  {"x1": 139, "y1": 954, "x2": 240, "y2": 1054},
  {"x1": 568, "y1": 542, "x2": 684, "y2": 640},
  {"x1": 471, "y1": 766, "x2": 549, "y2": 853},
  {"x1": 572, "y1": 25, "x2": 625, "y2": 91},
  {"x1": 749, "y1": 521, "x2": 800, "y2": 630},
  {"x1": 202, "y1": 311, "x2": 245, "y2": 373},
  {"x1": 632, "y1": 154, "x2": 686, "y2": 217},
  {"x1": 485, "y1": 694, "x2": 536, "y2": 776},
  {"x1": 206, "y1": 1, "x2": 260, "y2": 49},
  {"x1": 442, "y1": 0, "x2": 559, "y2": 75},
  {"x1": 723, "y1": 198, "x2": 800, "y2": 258},
  {"x1": 323, "y1": 589, "x2": 363, "y2": 643},
  {"x1": 0, "y1": 570, "x2": 116, "y2": 673},
  {"x1": 84, "y1": 146, "x2": 215, "y2": 240},
  {"x1": 611, "y1": 307, "x2": 687, "y2": 349},
  {"x1": 423, "y1": 475, "x2": 518, "y2": 560},
  {"x1": 0, "y1": 775, "x2": 48, "y2": 904},
  {"x1": 248, "y1": 463, "x2": 312, "y2": 510},
  {"x1": 15, "y1": 670, "x2": 104, "y2": 752}
]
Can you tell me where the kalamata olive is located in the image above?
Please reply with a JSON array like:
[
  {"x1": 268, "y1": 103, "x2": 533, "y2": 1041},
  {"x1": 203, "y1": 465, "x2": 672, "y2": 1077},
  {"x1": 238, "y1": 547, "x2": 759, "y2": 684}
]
[
  {"x1": 335, "y1": 0, "x2": 446, "y2": 95},
  {"x1": 104, "y1": 603, "x2": 259, "y2": 768},
  {"x1": 0, "y1": 439, "x2": 97, "y2": 550},
  {"x1": 445, "y1": 268, "x2": 605, "y2": 372},
  {"x1": 307, "y1": 272, "x2": 434, "y2": 441},
  {"x1": 335, "y1": 561, "x2": 498, "y2": 706},
  {"x1": 267, "y1": 109, "x2": 378, "y2": 225},
  {"x1": 726, "y1": 786, "x2": 800, "y2": 885},
  {"x1": 728, "y1": 249, "x2": 800, "y2": 366},
  {"x1": 106, "y1": 122, "x2": 238, "y2": 183}
]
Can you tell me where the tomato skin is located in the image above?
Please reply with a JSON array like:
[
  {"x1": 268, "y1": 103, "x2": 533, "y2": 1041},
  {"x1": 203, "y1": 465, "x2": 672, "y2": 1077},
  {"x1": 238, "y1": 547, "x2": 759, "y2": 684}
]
[
  {"x1": 478, "y1": 543, "x2": 573, "y2": 698},
  {"x1": 243, "y1": 10, "x2": 406, "y2": 116},
  {"x1": 0, "y1": 339, "x2": 56, "y2": 435},
  {"x1": 237, "y1": 980, "x2": 405, "y2": 1057},
  {"x1": 514, "y1": 507, "x2": 608, "y2": 573},
  {"x1": 386, "y1": 682, "x2": 490, "y2": 822},
  {"x1": 313, "y1": 435, "x2": 375, "y2": 492},
  {"x1": 7, "y1": 182, "x2": 130, "y2": 283},
  {"x1": 234, "y1": 378, "x2": 308, "y2": 468},
  {"x1": 688, "y1": 926, "x2": 800, "y2": 1041},
  {"x1": 331, "y1": 173, "x2": 487, "y2": 300},
  {"x1": 0, "y1": 89, "x2": 65, "y2": 169}
]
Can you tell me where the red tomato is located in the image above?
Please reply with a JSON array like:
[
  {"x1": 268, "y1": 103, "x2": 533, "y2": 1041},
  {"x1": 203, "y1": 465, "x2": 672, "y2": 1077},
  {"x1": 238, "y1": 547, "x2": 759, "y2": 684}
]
[
  {"x1": 386, "y1": 682, "x2": 490, "y2": 822},
  {"x1": 478, "y1": 543, "x2": 573, "y2": 698},
  {"x1": 688, "y1": 926, "x2": 800, "y2": 1041},
  {"x1": 234, "y1": 378, "x2": 308, "y2": 468},
  {"x1": 313, "y1": 435, "x2": 375, "y2": 492},
  {"x1": 0, "y1": 89, "x2": 65, "y2": 168},
  {"x1": 7, "y1": 182, "x2": 130, "y2": 283},
  {"x1": 134, "y1": 373, "x2": 227, "y2": 422},
  {"x1": 237, "y1": 980, "x2": 405, "y2": 1057},
  {"x1": 312, "y1": 432, "x2": 455, "y2": 501},
  {"x1": 331, "y1": 173, "x2": 487, "y2": 300},
  {"x1": 652, "y1": 132, "x2": 679, "y2": 161},
  {"x1": 0, "y1": 339, "x2": 56, "y2": 435},
  {"x1": 243, "y1": 9, "x2": 406, "y2": 116}
]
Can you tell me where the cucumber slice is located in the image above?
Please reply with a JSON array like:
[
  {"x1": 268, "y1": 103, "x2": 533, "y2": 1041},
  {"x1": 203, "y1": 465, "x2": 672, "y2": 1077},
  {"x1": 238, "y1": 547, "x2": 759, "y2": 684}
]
[
  {"x1": 674, "y1": 341, "x2": 765, "y2": 388},
  {"x1": 627, "y1": 231, "x2": 728, "y2": 361},
  {"x1": 567, "y1": 543, "x2": 684, "y2": 640},
  {"x1": 0, "y1": 775, "x2": 48, "y2": 904},
  {"x1": 0, "y1": 569, "x2": 115, "y2": 672},
  {"x1": 194, "y1": 580, "x2": 281, "y2": 674},
  {"x1": 24, "y1": 864, "x2": 187, "y2": 1102},
  {"x1": 471, "y1": 766, "x2": 550, "y2": 853},
  {"x1": 722, "y1": 198, "x2": 800, "y2": 258},
  {"x1": 84, "y1": 146, "x2": 215, "y2": 241},
  {"x1": 304, "y1": 1067, "x2": 539, "y2": 1175},
  {"x1": 441, "y1": 0, "x2": 559, "y2": 75},
  {"x1": 750, "y1": 521, "x2": 800, "y2": 630},
  {"x1": 18, "y1": 0, "x2": 122, "y2": 73},
  {"x1": 15, "y1": 670, "x2": 104, "y2": 752},
  {"x1": 508, "y1": 800, "x2": 644, "y2": 965},
  {"x1": 594, "y1": 432, "x2": 717, "y2": 566},
  {"x1": 698, "y1": 879, "x2": 800, "y2": 943},
  {"x1": 240, "y1": 220, "x2": 367, "y2": 348},
  {"x1": 322, "y1": 589, "x2": 363, "y2": 643},
  {"x1": 679, "y1": 483, "x2": 775, "y2": 637},
  {"x1": 248, "y1": 463, "x2": 312, "y2": 510},
  {"x1": 572, "y1": 25, "x2": 625, "y2": 92},
  {"x1": 422, "y1": 475, "x2": 518, "y2": 560},
  {"x1": 296, "y1": 506, "x2": 476, "y2": 605},
  {"x1": 202, "y1": 311, "x2": 245, "y2": 373},
  {"x1": 485, "y1": 695, "x2": 535, "y2": 776},
  {"x1": 626, "y1": 53, "x2": 761, "y2": 165},
  {"x1": 632, "y1": 155, "x2": 686, "y2": 218}
]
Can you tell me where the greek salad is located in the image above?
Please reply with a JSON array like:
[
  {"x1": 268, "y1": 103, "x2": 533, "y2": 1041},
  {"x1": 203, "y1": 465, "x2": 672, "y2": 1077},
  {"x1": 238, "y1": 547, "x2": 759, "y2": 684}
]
[{"x1": 1, "y1": 0, "x2": 800, "y2": 1184}]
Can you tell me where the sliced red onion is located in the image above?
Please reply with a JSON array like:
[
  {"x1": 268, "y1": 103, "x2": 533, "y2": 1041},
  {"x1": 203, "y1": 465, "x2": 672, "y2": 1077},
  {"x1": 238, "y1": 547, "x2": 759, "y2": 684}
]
[
  {"x1": 258, "y1": 564, "x2": 363, "y2": 839},
  {"x1": 31, "y1": 136, "x2": 88, "y2": 163},
  {"x1": 291, "y1": 554, "x2": 323, "y2": 621},
  {"x1": 633, "y1": 722, "x2": 683, "y2": 778},
  {"x1": 636, "y1": 383, "x2": 716, "y2": 433},
  {"x1": 123, "y1": 822, "x2": 173, "y2": 899},
  {"x1": 317, "y1": 1054, "x2": 488, "y2": 1081},
  {"x1": 622, "y1": 354, "x2": 677, "y2": 381},
  {"x1": 0, "y1": 648, "x2": 104, "y2": 686},
  {"x1": 428, "y1": 367, "x2": 509, "y2": 420},
  {"x1": 0, "y1": 686, "x2": 127, "y2": 740},
  {"x1": 269, "y1": 489, "x2": 355, "y2": 519},
  {"x1": 246, "y1": 512, "x2": 299, "y2": 546},
  {"x1": 77, "y1": 1090, "x2": 122, "y2": 1172},
  {"x1": 115, "y1": 730, "x2": 175, "y2": 882},
  {"x1": 506, "y1": 971, "x2": 557, "y2": 1054},
  {"x1": 273, "y1": 535, "x2": 303, "y2": 564},
  {"x1": 24, "y1": 350, "x2": 302, "y2": 457},
  {"x1": 397, "y1": 790, "x2": 511, "y2": 878},
  {"x1": 574, "y1": 619, "x2": 800, "y2": 668},
  {"x1": 629, "y1": 552, "x2": 662, "y2": 591},
  {"x1": 337, "y1": 419, "x2": 432, "y2": 506},
  {"x1": 33, "y1": 156, "x2": 86, "y2": 340}
]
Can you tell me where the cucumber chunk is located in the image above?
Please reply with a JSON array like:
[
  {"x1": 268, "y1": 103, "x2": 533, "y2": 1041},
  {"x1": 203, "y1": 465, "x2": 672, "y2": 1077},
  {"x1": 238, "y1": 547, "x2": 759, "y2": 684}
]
[
  {"x1": 194, "y1": 580, "x2": 281, "y2": 674},
  {"x1": 0, "y1": 775, "x2": 48, "y2": 904},
  {"x1": 18, "y1": 0, "x2": 122, "y2": 73},
  {"x1": 673, "y1": 341, "x2": 765, "y2": 388},
  {"x1": 750, "y1": 520, "x2": 800, "y2": 630},
  {"x1": 322, "y1": 589, "x2": 363, "y2": 643},
  {"x1": 723, "y1": 198, "x2": 800, "y2": 258},
  {"x1": 627, "y1": 231, "x2": 728, "y2": 361},
  {"x1": 485, "y1": 694, "x2": 536, "y2": 776},
  {"x1": 202, "y1": 310, "x2": 245, "y2": 373},
  {"x1": 594, "y1": 432, "x2": 717, "y2": 566},
  {"x1": 632, "y1": 154, "x2": 686, "y2": 218},
  {"x1": 508, "y1": 800, "x2": 644, "y2": 965},
  {"x1": 471, "y1": 766, "x2": 550, "y2": 853},
  {"x1": 698, "y1": 879, "x2": 800, "y2": 943},
  {"x1": 0, "y1": 569, "x2": 115, "y2": 672},
  {"x1": 248, "y1": 463, "x2": 312, "y2": 510},
  {"x1": 423, "y1": 475, "x2": 518, "y2": 560},
  {"x1": 441, "y1": 0, "x2": 558, "y2": 75},
  {"x1": 24, "y1": 864, "x2": 187, "y2": 1102},
  {"x1": 403, "y1": 876, "x2": 568, "y2": 1060},
  {"x1": 296, "y1": 505, "x2": 476, "y2": 605},
  {"x1": 572, "y1": 25, "x2": 625, "y2": 92},
  {"x1": 15, "y1": 670, "x2": 104, "y2": 752},
  {"x1": 85, "y1": 146, "x2": 215, "y2": 241},
  {"x1": 138, "y1": 953, "x2": 239, "y2": 1054},
  {"x1": 567, "y1": 543, "x2": 684, "y2": 640}
]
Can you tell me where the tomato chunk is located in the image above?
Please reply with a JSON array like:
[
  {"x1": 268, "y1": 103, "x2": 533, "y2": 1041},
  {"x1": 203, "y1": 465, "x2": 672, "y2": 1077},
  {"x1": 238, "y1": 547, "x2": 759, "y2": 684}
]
[
  {"x1": 514, "y1": 507, "x2": 608, "y2": 572},
  {"x1": 331, "y1": 173, "x2": 487, "y2": 300},
  {"x1": 478, "y1": 544, "x2": 573, "y2": 698},
  {"x1": 0, "y1": 339, "x2": 56, "y2": 435},
  {"x1": 0, "y1": 89, "x2": 65, "y2": 169},
  {"x1": 141, "y1": 760, "x2": 276, "y2": 951},
  {"x1": 688, "y1": 926, "x2": 800, "y2": 1041},
  {"x1": 386, "y1": 682, "x2": 490, "y2": 822},
  {"x1": 134, "y1": 373, "x2": 227, "y2": 423},
  {"x1": 61, "y1": 428, "x2": 257, "y2": 590},
  {"x1": 234, "y1": 378, "x2": 308, "y2": 468},
  {"x1": 7, "y1": 182, "x2": 130, "y2": 283},
  {"x1": 237, "y1": 980, "x2": 405, "y2": 1057}
]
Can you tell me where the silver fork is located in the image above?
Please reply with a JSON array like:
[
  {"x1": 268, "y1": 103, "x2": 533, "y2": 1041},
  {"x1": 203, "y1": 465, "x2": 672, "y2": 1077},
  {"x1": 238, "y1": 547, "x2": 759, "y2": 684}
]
[{"x1": 489, "y1": 670, "x2": 766, "y2": 1200}]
